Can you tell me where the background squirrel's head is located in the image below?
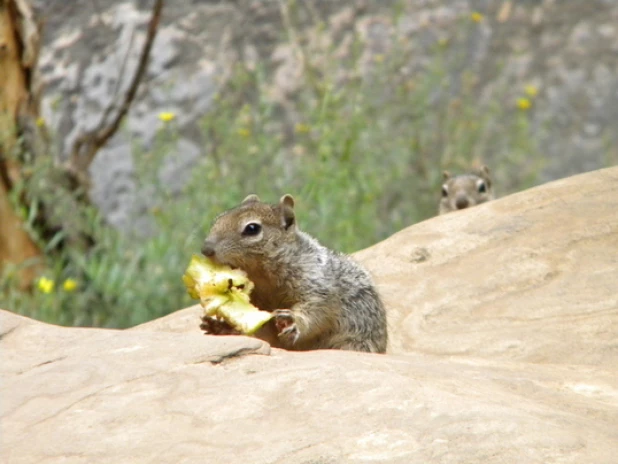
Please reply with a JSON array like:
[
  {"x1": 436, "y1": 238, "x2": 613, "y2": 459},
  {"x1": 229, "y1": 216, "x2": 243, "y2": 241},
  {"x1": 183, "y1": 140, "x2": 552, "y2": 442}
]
[
  {"x1": 201, "y1": 194, "x2": 297, "y2": 270},
  {"x1": 439, "y1": 165, "x2": 494, "y2": 215}
]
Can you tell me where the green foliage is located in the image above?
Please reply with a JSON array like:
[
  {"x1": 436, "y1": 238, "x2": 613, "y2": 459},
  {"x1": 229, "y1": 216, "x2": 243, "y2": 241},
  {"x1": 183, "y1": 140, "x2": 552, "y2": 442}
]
[{"x1": 3, "y1": 12, "x2": 547, "y2": 328}]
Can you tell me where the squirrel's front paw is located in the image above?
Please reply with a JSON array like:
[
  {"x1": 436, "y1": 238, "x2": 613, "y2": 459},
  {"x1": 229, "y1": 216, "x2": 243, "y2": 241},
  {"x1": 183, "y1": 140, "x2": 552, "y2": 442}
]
[
  {"x1": 200, "y1": 315, "x2": 242, "y2": 336},
  {"x1": 274, "y1": 309, "x2": 300, "y2": 346}
]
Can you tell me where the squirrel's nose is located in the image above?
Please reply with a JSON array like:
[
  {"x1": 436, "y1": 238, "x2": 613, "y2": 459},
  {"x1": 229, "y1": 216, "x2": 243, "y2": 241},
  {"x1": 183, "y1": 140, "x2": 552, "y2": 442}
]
[
  {"x1": 201, "y1": 240, "x2": 216, "y2": 257},
  {"x1": 455, "y1": 195, "x2": 469, "y2": 210}
]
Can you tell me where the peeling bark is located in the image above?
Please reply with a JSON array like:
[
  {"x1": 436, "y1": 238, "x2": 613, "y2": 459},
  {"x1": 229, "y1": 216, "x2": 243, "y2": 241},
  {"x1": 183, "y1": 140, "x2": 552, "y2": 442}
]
[{"x1": 0, "y1": 0, "x2": 43, "y2": 288}]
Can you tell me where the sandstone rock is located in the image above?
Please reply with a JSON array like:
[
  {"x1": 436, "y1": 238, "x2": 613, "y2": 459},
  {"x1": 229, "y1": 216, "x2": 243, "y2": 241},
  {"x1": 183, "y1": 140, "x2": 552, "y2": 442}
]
[
  {"x1": 130, "y1": 303, "x2": 202, "y2": 334},
  {"x1": 355, "y1": 166, "x2": 618, "y2": 366},
  {"x1": 2, "y1": 309, "x2": 618, "y2": 464},
  {"x1": 2, "y1": 168, "x2": 617, "y2": 463}
]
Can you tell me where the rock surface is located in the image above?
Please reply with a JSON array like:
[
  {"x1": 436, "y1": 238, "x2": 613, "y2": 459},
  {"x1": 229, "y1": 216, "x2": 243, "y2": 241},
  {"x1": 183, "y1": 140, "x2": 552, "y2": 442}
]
[
  {"x1": 357, "y1": 165, "x2": 618, "y2": 366},
  {"x1": 2, "y1": 167, "x2": 618, "y2": 463},
  {"x1": 3, "y1": 309, "x2": 618, "y2": 464}
]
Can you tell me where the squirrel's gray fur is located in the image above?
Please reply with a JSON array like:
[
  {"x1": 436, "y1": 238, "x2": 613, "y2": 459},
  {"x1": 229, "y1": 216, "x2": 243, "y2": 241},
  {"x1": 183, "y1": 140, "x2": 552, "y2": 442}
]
[{"x1": 200, "y1": 194, "x2": 388, "y2": 354}]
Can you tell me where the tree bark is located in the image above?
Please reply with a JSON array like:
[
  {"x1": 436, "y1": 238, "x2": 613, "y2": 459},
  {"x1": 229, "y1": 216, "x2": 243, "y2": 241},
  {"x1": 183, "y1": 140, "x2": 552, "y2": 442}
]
[
  {"x1": 0, "y1": 0, "x2": 163, "y2": 289},
  {"x1": 0, "y1": 0, "x2": 43, "y2": 288}
]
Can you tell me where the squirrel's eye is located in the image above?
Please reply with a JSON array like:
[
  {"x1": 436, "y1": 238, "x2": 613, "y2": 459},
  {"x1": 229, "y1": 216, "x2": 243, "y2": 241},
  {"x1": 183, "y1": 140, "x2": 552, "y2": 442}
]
[
  {"x1": 242, "y1": 222, "x2": 262, "y2": 236},
  {"x1": 478, "y1": 182, "x2": 487, "y2": 194},
  {"x1": 441, "y1": 186, "x2": 448, "y2": 197}
]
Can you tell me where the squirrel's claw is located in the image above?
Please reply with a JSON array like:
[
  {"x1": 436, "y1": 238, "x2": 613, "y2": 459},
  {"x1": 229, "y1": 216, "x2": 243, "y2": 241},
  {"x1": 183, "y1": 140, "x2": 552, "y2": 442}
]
[{"x1": 274, "y1": 309, "x2": 300, "y2": 345}]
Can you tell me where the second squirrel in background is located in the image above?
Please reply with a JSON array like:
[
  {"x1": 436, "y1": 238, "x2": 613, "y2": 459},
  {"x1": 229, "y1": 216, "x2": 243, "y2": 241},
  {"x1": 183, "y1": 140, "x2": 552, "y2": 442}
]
[{"x1": 439, "y1": 165, "x2": 494, "y2": 215}]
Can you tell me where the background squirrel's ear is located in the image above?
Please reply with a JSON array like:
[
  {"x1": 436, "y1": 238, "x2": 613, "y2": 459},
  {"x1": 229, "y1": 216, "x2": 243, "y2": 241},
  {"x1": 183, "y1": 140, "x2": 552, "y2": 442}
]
[
  {"x1": 279, "y1": 194, "x2": 296, "y2": 230},
  {"x1": 479, "y1": 165, "x2": 490, "y2": 177},
  {"x1": 279, "y1": 194, "x2": 295, "y2": 210},
  {"x1": 442, "y1": 171, "x2": 451, "y2": 180},
  {"x1": 242, "y1": 194, "x2": 261, "y2": 205}
]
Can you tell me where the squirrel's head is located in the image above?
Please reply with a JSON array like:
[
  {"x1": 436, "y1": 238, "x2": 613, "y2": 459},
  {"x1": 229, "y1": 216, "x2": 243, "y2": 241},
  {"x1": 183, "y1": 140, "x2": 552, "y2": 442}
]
[
  {"x1": 439, "y1": 165, "x2": 494, "y2": 215},
  {"x1": 201, "y1": 194, "x2": 297, "y2": 270}
]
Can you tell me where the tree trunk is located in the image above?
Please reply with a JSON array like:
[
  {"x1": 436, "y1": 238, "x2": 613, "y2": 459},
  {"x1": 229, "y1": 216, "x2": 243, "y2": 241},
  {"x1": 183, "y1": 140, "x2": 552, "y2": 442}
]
[{"x1": 0, "y1": 0, "x2": 43, "y2": 288}]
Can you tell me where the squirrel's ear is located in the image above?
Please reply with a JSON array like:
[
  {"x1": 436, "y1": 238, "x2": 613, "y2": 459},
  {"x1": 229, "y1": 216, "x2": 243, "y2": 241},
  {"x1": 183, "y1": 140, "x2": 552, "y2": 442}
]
[
  {"x1": 442, "y1": 171, "x2": 451, "y2": 180},
  {"x1": 280, "y1": 194, "x2": 295, "y2": 209},
  {"x1": 279, "y1": 194, "x2": 295, "y2": 230},
  {"x1": 242, "y1": 194, "x2": 261, "y2": 205}
]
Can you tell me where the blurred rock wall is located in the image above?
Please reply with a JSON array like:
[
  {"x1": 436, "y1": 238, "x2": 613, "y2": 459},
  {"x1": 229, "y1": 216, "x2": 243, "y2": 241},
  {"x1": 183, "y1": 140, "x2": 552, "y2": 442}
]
[{"x1": 33, "y1": 0, "x2": 618, "y2": 230}]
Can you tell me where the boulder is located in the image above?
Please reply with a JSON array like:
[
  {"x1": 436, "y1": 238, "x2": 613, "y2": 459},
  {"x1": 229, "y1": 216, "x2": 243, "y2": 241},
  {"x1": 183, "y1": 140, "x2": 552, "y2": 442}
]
[
  {"x1": 2, "y1": 309, "x2": 618, "y2": 464},
  {"x1": 130, "y1": 303, "x2": 202, "y2": 334},
  {"x1": 2, "y1": 167, "x2": 618, "y2": 463},
  {"x1": 356, "y1": 166, "x2": 618, "y2": 366}
]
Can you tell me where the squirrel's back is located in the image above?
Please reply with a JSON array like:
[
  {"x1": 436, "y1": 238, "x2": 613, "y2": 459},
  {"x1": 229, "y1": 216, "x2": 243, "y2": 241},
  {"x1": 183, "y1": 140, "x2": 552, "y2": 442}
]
[{"x1": 290, "y1": 230, "x2": 387, "y2": 352}]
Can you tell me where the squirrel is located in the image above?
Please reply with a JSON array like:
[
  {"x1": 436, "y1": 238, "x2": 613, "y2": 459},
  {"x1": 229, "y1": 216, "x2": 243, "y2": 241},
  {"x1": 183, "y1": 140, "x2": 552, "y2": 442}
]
[
  {"x1": 199, "y1": 194, "x2": 388, "y2": 354},
  {"x1": 439, "y1": 165, "x2": 494, "y2": 215}
]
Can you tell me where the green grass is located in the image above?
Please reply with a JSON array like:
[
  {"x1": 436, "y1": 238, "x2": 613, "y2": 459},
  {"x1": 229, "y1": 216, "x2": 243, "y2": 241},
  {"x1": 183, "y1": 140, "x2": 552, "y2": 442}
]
[{"x1": 2, "y1": 11, "x2": 548, "y2": 328}]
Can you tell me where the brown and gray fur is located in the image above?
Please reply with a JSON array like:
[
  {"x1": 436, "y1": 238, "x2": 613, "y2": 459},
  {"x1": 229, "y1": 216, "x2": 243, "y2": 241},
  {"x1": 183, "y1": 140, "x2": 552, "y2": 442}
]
[
  {"x1": 439, "y1": 165, "x2": 494, "y2": 215},
  {"x1": 200, "y1": 194, "x2": 388, "y2": 354}
]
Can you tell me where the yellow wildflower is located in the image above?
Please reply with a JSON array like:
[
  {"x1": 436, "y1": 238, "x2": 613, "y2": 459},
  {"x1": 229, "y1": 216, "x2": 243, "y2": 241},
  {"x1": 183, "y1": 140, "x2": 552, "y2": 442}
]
[
  {"x1": 524, "y1": 85, "x2": 538, "y2": 97},
  {"x1": 36, "y1": 117, "x2": 46, "y2": 127},
  {"x1": 37, "y1": 277, "x2": 54, "y2": 294},
  {"x1": 237, "y1": 128, "x2": 251, "y2": 138},
  {"x1": 373, "y1": 54, "x2": 385, "y2": 64},
  {"x1": 470, "y1": 12, "x2": 484, "y2": 23},
  {"x1": 517, "y1": 98, "x2": 532, "y2": 110},
  {"x1": 294, "y1": 123, "x2": 311, "y2": 134},
  {"x1": 158, "y1": 112, "x2": 176, "y2": 122},
  {"x1": 62, "y1": 278, "x2": 78, "y2": 292}
]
